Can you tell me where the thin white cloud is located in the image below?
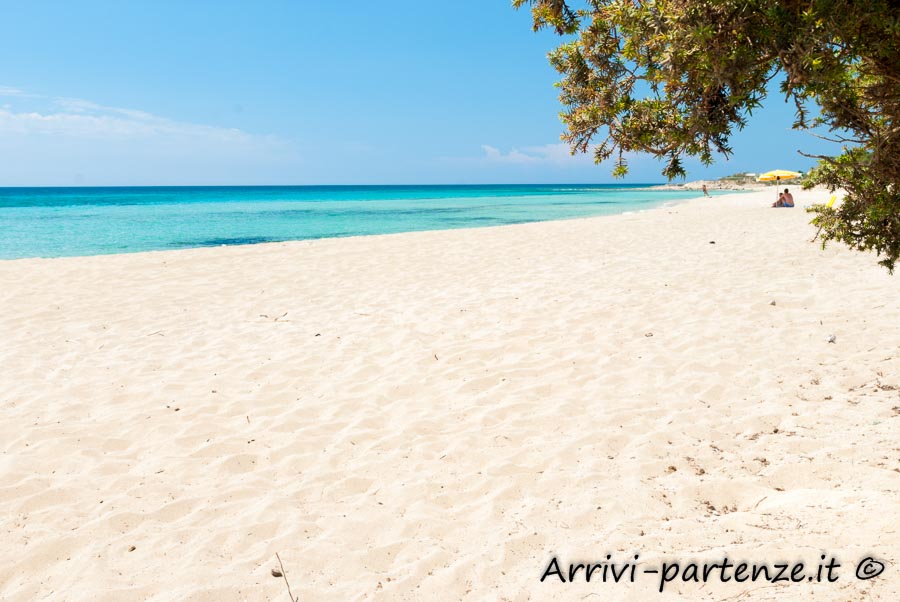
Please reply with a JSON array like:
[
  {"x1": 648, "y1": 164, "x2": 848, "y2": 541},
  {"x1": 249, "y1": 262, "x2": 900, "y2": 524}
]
[
  {"x1": 0, "y1": 107, "x2": 262, "y2": 142},
  {"x1": 0, "y1": 86, "x2": 300, "y2": 185},
  {"x1": 481, "y1": 144, "x2": 540, "y2": 164},
  {"x1": 53, "y1": 97, "x2": 104, "y2": 112},
  {"x1": 480, "y1": 143, "x2": 595, "y2": 166},
  {"x1": 0, "y1": 85, "x2": 286, "y2": 144},
  {"x1": 0, "y1": 86, "x2": 26, "y2": 97},
  {"x1": 0, "y1": 101, "x2": 260, "y2": 142}
]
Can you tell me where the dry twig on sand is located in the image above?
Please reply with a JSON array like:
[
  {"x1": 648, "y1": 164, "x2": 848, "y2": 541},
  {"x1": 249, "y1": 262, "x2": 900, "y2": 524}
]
[{"x1": 274, "y1": 552, "x2": 298, "y2": 602}]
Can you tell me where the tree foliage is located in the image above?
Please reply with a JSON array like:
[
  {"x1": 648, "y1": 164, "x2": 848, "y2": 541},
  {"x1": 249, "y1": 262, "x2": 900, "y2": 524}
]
[{"x1": 515, "y1": 0, "x2": 900, "y2": 271}]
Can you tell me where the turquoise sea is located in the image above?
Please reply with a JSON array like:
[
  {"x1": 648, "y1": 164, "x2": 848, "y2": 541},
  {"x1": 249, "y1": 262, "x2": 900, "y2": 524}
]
[{"x1": 0, "y1": 184, "x2": 712, "y2": 260}]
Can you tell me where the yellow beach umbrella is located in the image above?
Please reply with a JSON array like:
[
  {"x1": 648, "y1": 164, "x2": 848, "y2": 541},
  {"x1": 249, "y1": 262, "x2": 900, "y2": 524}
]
[{"x1": 757, "y1": 169, "x2": 801, "y2": 183}]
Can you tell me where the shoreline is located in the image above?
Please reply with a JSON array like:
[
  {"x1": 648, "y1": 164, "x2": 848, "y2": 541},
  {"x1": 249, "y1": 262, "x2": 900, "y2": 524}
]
[
  {"x1": 0, "y1": 183, "x2": 778, "y2": 262},
  {"x1": 2, "y1": 187, "x2": 896, "y2": 601},
  {"x1": 0, "y1": 186, "x2": 777, "y2": 264},
  {"x1": 649, "y1": 180, "x2": 769, "y2": 191},
  {"x1": 2, "y1": 188, "x2": 712, "y2": 264}
]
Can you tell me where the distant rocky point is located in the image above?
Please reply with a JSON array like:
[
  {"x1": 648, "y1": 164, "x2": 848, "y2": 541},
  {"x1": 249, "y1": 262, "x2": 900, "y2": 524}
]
[{"x1": 650, "y1": 172, "x2": 773, "y2": 191}]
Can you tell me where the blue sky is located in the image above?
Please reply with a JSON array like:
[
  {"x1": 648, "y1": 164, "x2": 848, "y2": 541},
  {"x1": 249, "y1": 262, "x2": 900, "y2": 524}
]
[{"x1": 0, "y1": 1, "x2": 839, "y2": 186}]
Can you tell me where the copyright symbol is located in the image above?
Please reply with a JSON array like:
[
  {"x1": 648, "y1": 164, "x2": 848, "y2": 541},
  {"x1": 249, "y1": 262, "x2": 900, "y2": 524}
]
[{"x1": 856, "y1": 557, "x2": 885, "y2": 580}]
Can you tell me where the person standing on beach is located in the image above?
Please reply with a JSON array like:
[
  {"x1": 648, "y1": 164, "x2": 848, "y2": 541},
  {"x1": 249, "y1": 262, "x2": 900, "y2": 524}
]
[{"x1": 702, "y1": 184, "x2": 709, "y2": 197}]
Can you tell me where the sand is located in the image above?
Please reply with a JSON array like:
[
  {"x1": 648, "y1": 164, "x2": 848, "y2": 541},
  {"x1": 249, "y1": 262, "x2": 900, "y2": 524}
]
[{"x1": 1, "y1": 189, "x2": 897, "y2": 601}]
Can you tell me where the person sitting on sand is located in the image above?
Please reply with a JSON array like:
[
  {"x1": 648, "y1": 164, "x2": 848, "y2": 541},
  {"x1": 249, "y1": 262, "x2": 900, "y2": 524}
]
[
  {"x1": 772, "y1": 192, "x2": 785, "y2": 208},
  {"x1": 782, "y1": 188, "x2": 794, "y2": 207}
]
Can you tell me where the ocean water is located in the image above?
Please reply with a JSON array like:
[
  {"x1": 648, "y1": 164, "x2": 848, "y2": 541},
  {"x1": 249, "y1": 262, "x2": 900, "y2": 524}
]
[{"x1": 0, "y1": 184, "x2": 712, "y2": 260}]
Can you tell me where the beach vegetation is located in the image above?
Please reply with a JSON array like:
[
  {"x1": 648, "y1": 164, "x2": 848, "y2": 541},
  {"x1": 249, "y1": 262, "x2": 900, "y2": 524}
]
[{"x1": 516, "y1": 0, "x2": 900, "y2": 271}]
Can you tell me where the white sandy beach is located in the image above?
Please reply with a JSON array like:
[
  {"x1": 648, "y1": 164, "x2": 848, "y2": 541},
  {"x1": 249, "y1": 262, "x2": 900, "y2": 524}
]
[{"x1": 1, "y1": 188, "x2": 897, "y2": 601}]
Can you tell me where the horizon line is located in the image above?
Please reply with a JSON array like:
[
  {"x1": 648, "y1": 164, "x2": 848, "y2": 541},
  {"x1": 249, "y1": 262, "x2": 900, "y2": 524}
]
[{"x1": 0, "y1": 182, "x2": 675, "y2": 189}]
